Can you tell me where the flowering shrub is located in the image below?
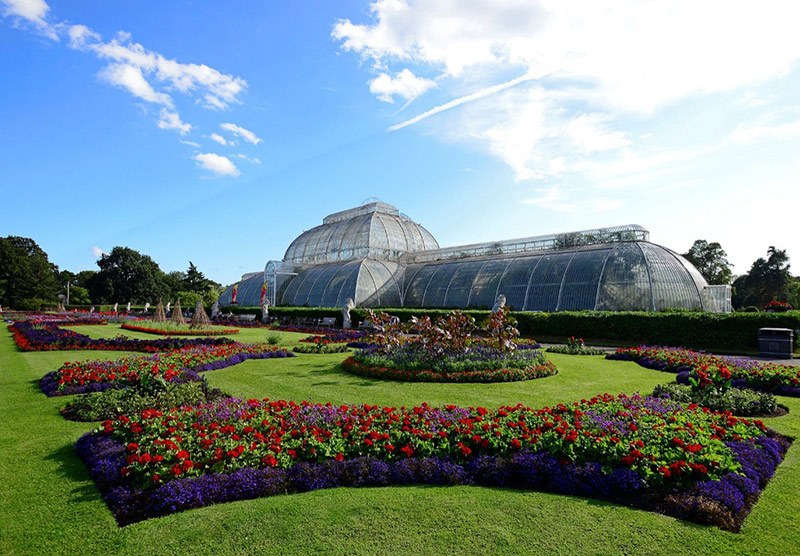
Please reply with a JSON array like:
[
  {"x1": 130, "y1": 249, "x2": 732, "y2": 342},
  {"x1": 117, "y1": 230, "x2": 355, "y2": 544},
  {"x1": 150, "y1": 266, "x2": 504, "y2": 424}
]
[
  {"x1": 547, "y1": 336, "x2": 606, "y2": 356},
  {"x1": 763, "y1": 300, "x2": 793, "y2": 312},
  {"x1": 293, "y1": 343, "x2": 349, "y2": 354},
  {"x1": 121, "y1": 323, "x2": 239, "y2": 336},
  {"x1": 607, "y1": 346, "x2": 800, "y2": 396},
  {"x1": 77, "y1": 393, "x2": 788, "y2": 529},
  {"x1": 652, "y1": 384, "x2": 779, "y2": 417},
  {"x1": 40, "y1": 344, "x2": 295, "y2": 397},
  {"x1": 9, "y1": 321, "x2": 236, "y2": 352}
]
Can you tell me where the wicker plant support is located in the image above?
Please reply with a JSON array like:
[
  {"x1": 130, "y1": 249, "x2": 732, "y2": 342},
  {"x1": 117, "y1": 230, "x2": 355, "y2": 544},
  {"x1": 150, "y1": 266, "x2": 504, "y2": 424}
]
[
  {"x1": 171, "y1": 299, "x2": 185, "y2": 326},
  {"x1": 152, "y1": 299, "x2": 167, "y2": 323},
  {"x1": 191, "y1": 299, "x2": 211, "y2": 329}
]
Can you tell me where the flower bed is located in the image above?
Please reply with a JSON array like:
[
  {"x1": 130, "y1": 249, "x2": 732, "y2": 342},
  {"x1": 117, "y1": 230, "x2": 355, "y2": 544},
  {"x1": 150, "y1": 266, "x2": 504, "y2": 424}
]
[
  {"x1": 121, "y1": 323, "x2": 239, "y2": 336},
  {"x1": 77, "y1": 393, "x2": 788, "y2": 529},
  {"x1": 607, "y1": 346, "x2": 800, "y2": 396},
  {"x1": 293, "y1": 343, "x2": 350, "y2": 354},
  {"x1": 40, "y1": 344, "x2": 295, "y2": 397},
  {"x1": 652, "y1": 384, "x2": 781, "y2": 418},
  {"x1": 299, "y1": 330, "x2": 367, "y2": 343},
  {"x1": 342, "y1": 355, "x2": 556, "y2": 382},
  {"x1": 9, "y1": 321, "x2": 236, "y2": 352},
  {"x1": 345, "y1": 342, "x2": 556, "y2": 383},
  {"x1": 547, "y1": 336, "x2": 606, "y2": 356}
]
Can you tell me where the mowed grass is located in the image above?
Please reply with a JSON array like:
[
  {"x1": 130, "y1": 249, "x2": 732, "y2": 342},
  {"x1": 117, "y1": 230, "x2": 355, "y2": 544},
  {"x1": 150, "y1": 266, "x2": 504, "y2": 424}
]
[{"x1": 1, "y1": 324, "x2": 799, "y2": 555}]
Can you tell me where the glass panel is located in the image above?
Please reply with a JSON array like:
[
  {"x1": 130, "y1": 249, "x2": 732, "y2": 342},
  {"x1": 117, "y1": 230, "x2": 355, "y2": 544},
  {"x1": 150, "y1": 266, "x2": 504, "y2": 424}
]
[
  {"x1": 292, "y1": 267, "x2": 327, "y2": 306},
  {"x1": 365, "y1": 260, "x2": 402, "y2": 307},
  {"x1": 334, "y1": 263, "x2": 361, "y2": 307},
  {"x1": 468, "y1": 259, "x2": 512, "y2": 308},
  {"x1": 498, "y1": 257, "x2": 539, "y2": 310},
  {"x1": 306, "y1": 264, "x2": 342, "y2": 307},
  {"x1": 558, "y1": 248, "x2": 611, "y2": 310},
  {"x1": 597, "y1": 242, "x2": 652, "y2": 311},
  {"x1": 640, "y1": 243, "x2": 702, "y2": 310},
  {"x1": 321, "y1": 262, "x2": 359, "y2": 307},
  {"x1": 525, "y1": 253, "x2": 573, "y2": 311},
  {"x1": 403, "y1": 264, "x2": 439, "y2": 307},
  {"x1": 435, "y1": 260, "x2": 482, "y2": 308},
  {"x1": 422, "y1": 263, "x2": 460, "y2": 307}
]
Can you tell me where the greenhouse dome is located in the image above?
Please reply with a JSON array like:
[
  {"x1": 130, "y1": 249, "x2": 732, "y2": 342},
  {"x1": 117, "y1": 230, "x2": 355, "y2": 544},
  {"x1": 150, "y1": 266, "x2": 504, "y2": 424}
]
[{"x1": 219, "y1": 201, "x2": 731, "y2": 312}]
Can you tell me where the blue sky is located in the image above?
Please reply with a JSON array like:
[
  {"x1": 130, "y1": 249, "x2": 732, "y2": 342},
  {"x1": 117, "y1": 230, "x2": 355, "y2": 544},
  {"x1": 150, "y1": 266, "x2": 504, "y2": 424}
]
[{"x1": 2, "y1": 0, "x2": 800, "y2": 285}]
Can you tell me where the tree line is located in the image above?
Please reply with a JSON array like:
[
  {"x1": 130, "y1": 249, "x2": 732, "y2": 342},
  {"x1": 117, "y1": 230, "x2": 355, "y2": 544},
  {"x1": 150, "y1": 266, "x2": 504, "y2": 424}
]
[
  {"x1": 682, "y1": 240, "x2": 794, "y2": 309},
  {"x1": 1, "y1": 234, "x2": 797, "y2": 311},
  {"x1": 0, "y1": 236, "x2": 222, "y2": 310}
]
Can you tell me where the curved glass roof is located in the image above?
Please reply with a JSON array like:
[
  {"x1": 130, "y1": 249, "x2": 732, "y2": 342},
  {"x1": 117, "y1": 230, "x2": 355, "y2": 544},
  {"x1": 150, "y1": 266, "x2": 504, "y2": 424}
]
[
  {"x1": 283, "y1": 202, "x2": 438, "y2": 265},
  {"x1": 218, "y1": 201, "x2": 728, "y2": 312},
  {"x1": 401, "y1": 241, "x2": 712, "y2": 311}
]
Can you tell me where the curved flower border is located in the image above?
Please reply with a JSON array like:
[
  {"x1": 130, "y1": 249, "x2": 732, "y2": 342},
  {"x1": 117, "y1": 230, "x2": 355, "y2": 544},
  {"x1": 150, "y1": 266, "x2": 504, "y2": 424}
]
[
  {"x1": 341, "y1": 356, "x2": 557, "y2": 383},
  {"x1": 121, "y1": 323, "x2": 240, "y2": 336}
]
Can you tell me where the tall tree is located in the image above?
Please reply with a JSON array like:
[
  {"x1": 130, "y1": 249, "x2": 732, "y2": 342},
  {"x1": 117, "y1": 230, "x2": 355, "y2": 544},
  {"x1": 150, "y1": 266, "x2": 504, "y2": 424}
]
[
  {"x1": 86, "y1": 247, "x2": 168, "y2": 303},
  {"x1": 682, "y1": 240, "x2": 733, "y2": 285},
  {"x1": 0, "y1": 236, "x2": 59, "y2": 308},
  {"x1": 732, "y1": 246, "x2": 791, "y2": 308},
  {"x1": 183, "y1": 261, "x2": 210, "y2": 293}
]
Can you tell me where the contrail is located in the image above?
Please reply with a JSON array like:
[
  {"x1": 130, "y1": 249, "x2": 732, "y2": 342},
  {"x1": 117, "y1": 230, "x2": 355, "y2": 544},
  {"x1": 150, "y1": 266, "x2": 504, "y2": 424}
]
[{"x1": 388, "y1": 73, "x2": 535, "y2": 132}]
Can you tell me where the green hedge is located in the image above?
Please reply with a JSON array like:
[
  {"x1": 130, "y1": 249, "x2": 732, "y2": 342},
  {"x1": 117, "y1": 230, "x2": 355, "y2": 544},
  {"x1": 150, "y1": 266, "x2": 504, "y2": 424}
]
[{"x1": 228, "y1": 307, "x2": 800, "y2": 352}]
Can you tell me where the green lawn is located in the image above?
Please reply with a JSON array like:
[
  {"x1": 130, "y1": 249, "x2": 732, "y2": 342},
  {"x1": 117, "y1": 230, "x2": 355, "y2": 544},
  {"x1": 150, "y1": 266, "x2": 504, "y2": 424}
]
[{"x1": 1, "y1": 323, "x2": 798, "y2": 555}]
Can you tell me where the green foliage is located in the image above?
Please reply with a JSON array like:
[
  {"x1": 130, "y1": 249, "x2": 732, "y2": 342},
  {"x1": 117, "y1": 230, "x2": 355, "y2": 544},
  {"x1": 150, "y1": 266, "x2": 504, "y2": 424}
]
[
  {"x1": 682, "y1": 240, "x2": 733, "y2": 285},
  {"x1": 733, "y1": 246, "x2": 792, "y2": 309},
  {"x1": 652, "y1": 383, "x2": 778, "y2": 417},
  {"x1": 64, "y1": 381, "x2": 227, "y2": 421},
  {"x1": 232, "y1": 306, "x2": 800, "y2": 351},
  {"x1": 86, "y1": 246, "x2": 169, "y2": 304},
  {"x1": 0, "y1": 236, "x2": 59, "y2": 308},
  {"x1": 547, "y1": 337, "x2": 606, "y2": 355},
  {"x1": 266, "y1": 333, "x2": 281, "y2": 345},
  {"x1": 293, "y1": 343, "x2": 349, "y2": 354},
  {"x1": 67, "y1": 285, "x2": 91, "y2": 305}
]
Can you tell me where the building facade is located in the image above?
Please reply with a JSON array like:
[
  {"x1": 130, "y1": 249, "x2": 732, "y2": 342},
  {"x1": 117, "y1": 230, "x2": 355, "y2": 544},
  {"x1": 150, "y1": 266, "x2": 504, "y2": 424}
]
[{"x1": 219, "y1": 201, "x2": 731, "y2": 312}]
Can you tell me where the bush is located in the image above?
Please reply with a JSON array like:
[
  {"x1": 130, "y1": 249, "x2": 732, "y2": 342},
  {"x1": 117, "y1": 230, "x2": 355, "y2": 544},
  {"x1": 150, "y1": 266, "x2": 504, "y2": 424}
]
[
  {"x1": 63, "y1": 381, "x2": 228, "y2": 421},
  {"x1": 293, "y1": 343, "x2": 349, "y2": 354},
  {"x1": 223, "y1": 307, "x2": 800, "y2": 351},
  {"x1": 652, "y1": 384, "x2": 779, "y2": 417},
  {"x1": 266, "y1": 334, "x2": 281, "y2": 345}
]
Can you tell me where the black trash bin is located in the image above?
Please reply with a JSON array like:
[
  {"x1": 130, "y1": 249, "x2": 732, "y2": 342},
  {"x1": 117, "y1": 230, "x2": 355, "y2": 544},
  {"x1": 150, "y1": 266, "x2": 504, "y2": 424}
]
[{"x1": 758, "y1": 328, "x2": 794, "y2": 359}]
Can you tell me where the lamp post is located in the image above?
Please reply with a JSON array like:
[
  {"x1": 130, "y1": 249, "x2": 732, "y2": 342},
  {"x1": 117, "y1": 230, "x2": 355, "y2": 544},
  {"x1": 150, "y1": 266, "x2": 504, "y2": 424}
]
[{"x1": 66, "y1": 280, "x2": 72, "y2": 306}]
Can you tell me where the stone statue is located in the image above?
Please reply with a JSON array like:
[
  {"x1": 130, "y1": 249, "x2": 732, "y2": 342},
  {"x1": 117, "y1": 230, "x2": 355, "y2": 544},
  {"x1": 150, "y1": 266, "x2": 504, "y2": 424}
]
[
  {"x1": 342, "y1": 298, "x2": 355, "y2": 329},
  {"x1": 126, "y1": 301, "x2": 131, "y2": 313},
  {"x1": 89, "y1": 306, "x2": 95, "y2": 313},
  {"x1": 491, "y1": 294, "x2": 506, "y2": 313},
  {"x1": 211, "y1": 300, "x2": 220, "y2": 319},
  {"x1": 144, "y1": 302, "x2": 150, "y2": 313},
  {"x1": 166, "y1": 301, "x2": 171, "y2": 313},
  {"x1": 113, "y1": 303, "x2": 118, "y2": 313},
  {"x1": 0, "y1": 303, "x2": 3, "y2": 313},
  {"x1": 261, "y1": 299, "x2": 270, "y2": 322}
]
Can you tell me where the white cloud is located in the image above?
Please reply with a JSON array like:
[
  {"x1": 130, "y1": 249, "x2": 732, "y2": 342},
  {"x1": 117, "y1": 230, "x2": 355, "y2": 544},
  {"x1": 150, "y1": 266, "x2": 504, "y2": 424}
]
[
  {"x1": 90, "y1": 245, "x2": 107, "y2": 257},
  {"x1": 220, "y1": 123, "x2": 262, "y2": 145},
  {"x1": 1, "y1": 0, "x2": 48, "y2": 23},
  {"x1": 335, "y1": 0, "x2": 800, "y2": 188},
  {"x1": 180, "y1": 140, "x2": 201, "y2": 148},
  {"x1": 2, "y1": 0, "x2": 58, "y2": 38},
  {"x1": 157, "y1": 109, "x2": 191, "y2": 134},
  {"x1": 209, "y1": 133, "x2": 228, "y2": 146},
  {"x1": 235, "y1": 153, "x2": 261, "y2": 164},
  {"x1": 98, "y1": 63, "x2": 174, "y2": 106},
  {"x1": 69, "y1": 28, "x2": 247, "y2": 110},
  {"x1": 729, "y1": 118, "x2": 800, "y2": 145},
  {"x1": 193, "y1": 152, "x2": 240, "y2": 177},
  {"x1": 368, "y1": 69, "x2": 435, "y2": 103}
]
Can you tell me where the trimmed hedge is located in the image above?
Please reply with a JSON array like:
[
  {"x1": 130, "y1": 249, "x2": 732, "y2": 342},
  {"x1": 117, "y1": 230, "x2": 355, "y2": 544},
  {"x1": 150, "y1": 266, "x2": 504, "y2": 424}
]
[{"x1": 224, "y1": 307, "x2": 800, "y2": 352}]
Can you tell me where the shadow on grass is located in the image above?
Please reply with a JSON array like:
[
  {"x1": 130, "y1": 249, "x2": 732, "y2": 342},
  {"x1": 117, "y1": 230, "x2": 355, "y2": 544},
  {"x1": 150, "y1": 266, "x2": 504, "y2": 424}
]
[
  {"x1": 44, "y1": 442, "x2": 102, "y2": 504},
  {"x1": 29, "y1": 377, "x2": 45, "y2": 395}
]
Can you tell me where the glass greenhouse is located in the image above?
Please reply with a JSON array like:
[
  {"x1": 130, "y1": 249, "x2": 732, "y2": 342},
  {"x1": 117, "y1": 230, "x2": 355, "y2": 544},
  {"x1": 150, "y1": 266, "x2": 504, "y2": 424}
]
[{"x1": 219, "y1": 201, "x2": 731, "y2": 312}]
